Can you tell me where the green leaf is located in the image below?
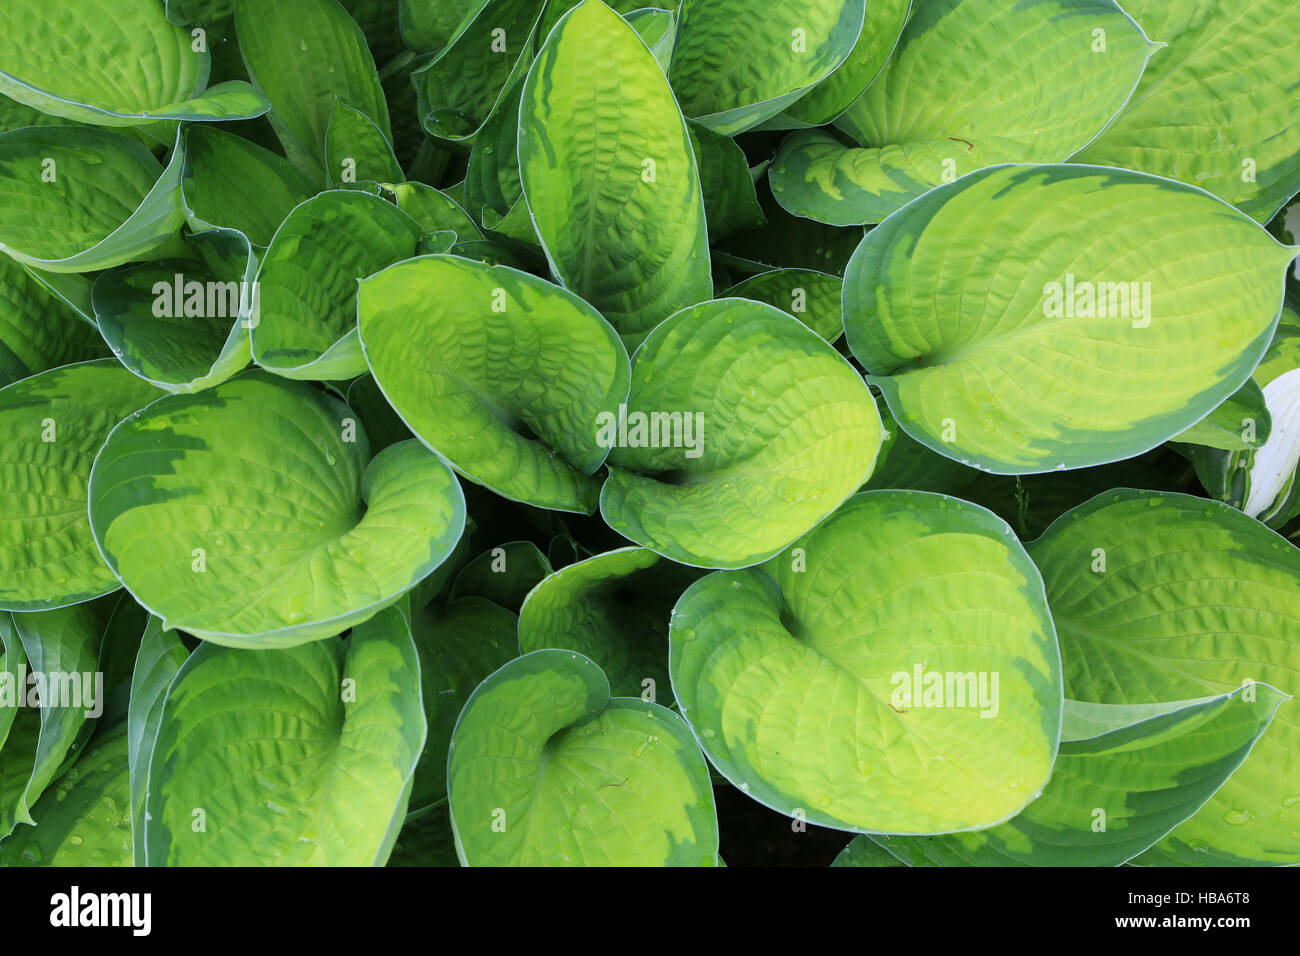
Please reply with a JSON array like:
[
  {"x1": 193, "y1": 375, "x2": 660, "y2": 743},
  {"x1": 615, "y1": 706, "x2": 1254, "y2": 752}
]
[
  {"x1": 0, "y1": 255, "x2": 107, "y2": 388},
  {"x1": 670, "y1": 490, "x2": 1062, "y2": 833},
  {"x1": 0, "y1": 361, "x2": 160, "y2": 611},
  {"x1": 687, "y1": 121, "x2": 766, "y2": 242},
  {"x1": 518, "y1": 546, "x2": 701, "y2": 702},
  {"x1": 165, "y1": 0, "x2": 235, "y2": 26},
  {"x1": 783, "y1": 0, "x2": 911, "y2": 127},
  {"x1": 0, "y1": 0, "x2": 268, "y2": 127},
  {"x1": 0, "y1": 126, "x2": 187, "y2": 273},
  {"x1": 721, "y1": 269, "x2": 843, "y2": 342},
  {"x1": 251, "y1": 190, "x2": 422, "y2": 381},
  {"x1": 88, "y1": 373, "x2": 467, "y2": 648},
  {"x1": 462, "y1": 75, "x2": 527, "y2": 232},
  {"x1": 869, "y1": 687, "x2": 1287, "y2": 865},
  {"x1": 600, "y1": 299, "x2": 882, "y2": 569},
  {"x1": 344, "y1": 373, "x2": 413, "y2": 454},
  {"x1": 844, "y1": 164, "x2": 1297, "y2": 474},
  {"x1": 358, "y1": 255, "x2": 630, "y2": 514},
  {"x1": 864, "y1": 401, "x2": 979, "y2": 495},
  {"x1": 519, "y1": 0, "x2": 711, "y2": 346},
  {"x1": 325, "y1": 97, "x2": 403, "y2": 187},
  {"x1": 400, "y1": 0, "x2": 490, "y2": 52},
  {"x1": 386, "y1": 181, "x2": 484, "y2": 242},
  {"x1": 626, "y1": 7, "x2": 676, "y2": 71},
  {"x1": 1028, "y1": 490, "x2": 1300, "y2": 865},
  {"x1": 771, "y1": 0, "x2": 1156, "y2": 224},
  {"x1": 453, "y1": 542, "x2": 551, "y2": 612},
  {"x1": 1073, "y1": 0, "x2": 1300, "y2": 223},
  {"x1": 408, "y1": 596, "x2": 517, "y2": 813},
  {"x1": 1172, "y1": 379, "x2": 1271, "y2": 452},
  {"x1": 669, "y1": 0, "x2": 867, "y2": 136},
  {"x1": 413, "y1": 0, "x2": 545, "y2": 142},
  {"x1": 144, "y1": 607, "x2": 425, "y2": 865},
  {"x1": 126, "y1": 617, "x2": 188, "y2": 865},
  {"x1": 0, "y1": 595, "x2": 117, "y2": 838},
  {"x1": 1243, "y1": 310, "x2": 1300, "y2": 526},
  {"x1": 715, "y1": 194, "x2": 864, "y2": 276},
  {"x1": 448, "y1": 649, "x2": 719, "y2": 865},
  {"x1": 237, "y1": 0, "x2": 391, "y2": 183},
  {"x1": 91, "y1": 228, "x2": 255, "y2": 393},
  {"x1": 0, "y1": 722, "x2": 133, "y2": 866},
  {"x1": 833, "y1": 834, "x2": 908, "y2": 867},
  {"x1": 180, "y1": 126, "x2": 318, "y2": 247}
]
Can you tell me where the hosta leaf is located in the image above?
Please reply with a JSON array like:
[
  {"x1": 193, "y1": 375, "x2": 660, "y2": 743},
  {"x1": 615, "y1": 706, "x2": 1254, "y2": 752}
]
[
  {"x1": 626, "y1": 7, "x2": 676, "y2": 71},
  {"x1": 386, "y1": 182, "x2": 483, "y2": 243},
  {"x1": 519, "y1": 0, "x2": 711, "y2": 346},
  {"x1": 165, "y1": 0, "x2": 235, "y2": 26},
  {"x1": 869, "y1": 687, "x2": 1287, "y2": 866},
  {"x1": 844, "y1": 164, "x2": 1298, "y2": 474},
  {"x1": 668, "y1": 0, "x2": 867, "y2": 136},
  {"x1": 180, "y1": 126, "x2": 318, "y2": 247},
  {"x1": 412, "y1": 0, "x2": 545, "y2": 142},
  {"x1": 463, "y1": 75, "x2": 526, "y2": 232},
  {"x1": 325, "y1": 98, "x2": 403, "y2": 187},
  {"x1": 782, "y1": 0, "x2": 911, "y2": 127},
  {"x1": 721, "y1": 269, "x2": 843, "y2": 342},
  {"x1": 1244, "y1": 312, "x2": 1300, "y2": 525},
  {"x1": 144, "y1": 607, "x2": 424, "y2": 866},
  {"x1": 0, "y1": 596, "x2": 117, "y2": 838},
  {"x1": 771, "y1": 0, "x2": 1155, "y2": 225},
  {"x1": 518, "y1": 547, "x2": 702, "y2": 702},
  {"x1": 687, "y1": 122, "x2": 766, "y2": 242},
  {"x1": 0, "y1": 0, "x2": 268, "y2": 127},
  {"x1": 400, "y1": 0, "x2": 490, "y2": 51},
  {"x1": 1073, "y1": 0, "x2": 1300, "y2": 223},
  {"x1": 126, "y1": 617, "x2": 188, "y2": 865},
  {"x1": 87, "y1": 373, "x2": 466, "y2": 648},
  {"x1": 833, "y1": 834, "x2": 907, "y2": 867},
  {"x1": 358, "y1": 256, "x2": 629, "y2": 514},
  {"x1": 864, "y1": 402, "x2": 978, "y2": 495},
  {"x1": 0, "y1": 126, "x2": 187, "y2": 273},
  {"x1": 251, "y1": 191, "x2": 422, "y2": 380},
  {"x1": 600, "y1": 299, "x2": 882, "y2": 569},
  {"x1": 408, "y1": 596, "x2": 517, "y2": 813},
  {"x1": 448, "y1": 649, "x2": 719, "y2": 865},
  {"x1": 1173, "y1": 379, "x2": 1271, "y2": 453},
  {"x1": 1028, "y1": 490, "x2": 1300, "y2": 865},
  {"x1": 0, "y1": 617, "x2": 22, "y2": 749},
  {"x1": 237, "y1": 0, "x2": 391, "y2": 183},
  {"x1": 453, "y1": 542, "x2": 551, "y2": 612},
  {"x1": 670, "y1": 491, "x2": 1062, "y2": 834},
  {"x1": 0, "y1": 255, "x2": 107, "y2": 388},
  {"x1": 0, "y1": 722, "x2": 132, "y2": 866},
  {"x1": 91, "y1": 228, "x2": 255, "y2": 393},
  {"x1": 0, "y1": 361, "x2": 160, "y2": 611}
]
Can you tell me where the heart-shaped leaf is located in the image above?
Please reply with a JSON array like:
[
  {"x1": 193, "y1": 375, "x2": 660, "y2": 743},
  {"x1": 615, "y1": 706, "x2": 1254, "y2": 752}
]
[
  {"x1": 519, "y1": 546, "x2": 703, "y2": 702},
  {"x1": 448, "y1": 649, "x2": 719, "y2": 865},
  {"x1": 251, "y1": 190, "x2": 422, "y2": 380},
  {"x1": 143, "y1": 607, "x2": 424, "y2": 865},
  {"x1": 91, "y1": 228, "x2": 255, "y2": 393},
  {"x1": 0, "y1": 361, "x2": 160, "y2": 611},
  {"x1": 519, "y1": 0, "x2": 711, "y2": 347},
  {"x1": 325, "y1": 98, "x2": 403, "y2": 187},
  {"x1": 770, "y1": 0, "x2": 1155, "y2": 224},
  {"x1": 1074, "y1": 0, "x2": 1300, "y2": 223},
  {"x1": 600, "y1": 298, "x2": 882, "y2": 569},
  {"x1": 844, "y1": 164, "x2": 1298, "y2": 474},
  {"x1": 0, "y1": 127, "x2": 187, "y2": 273},
  {"x1": 0, "y1": 0, "x2": 268, "y2": 127},
  {"x1": 669, "y1": 0, "x2": 867, "y2": 136},
  {"x1": 1028, "y1": 490, "x2": 1300, "y2": 865},
  {"x1": 669, "y1": 490, "x2": 1062, "y2": 833},
  {"x1": 358, "y1": 255, "x2": 629, "y2": 514},
  {"x1": 88, "y1": 373, "x2": 466, "y2": 647}
]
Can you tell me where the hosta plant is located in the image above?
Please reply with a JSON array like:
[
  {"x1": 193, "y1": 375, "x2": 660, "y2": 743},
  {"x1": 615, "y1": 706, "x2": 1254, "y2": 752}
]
[{"x1": 0, "y1": 0, "x2": 1297, "y2": 869}]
